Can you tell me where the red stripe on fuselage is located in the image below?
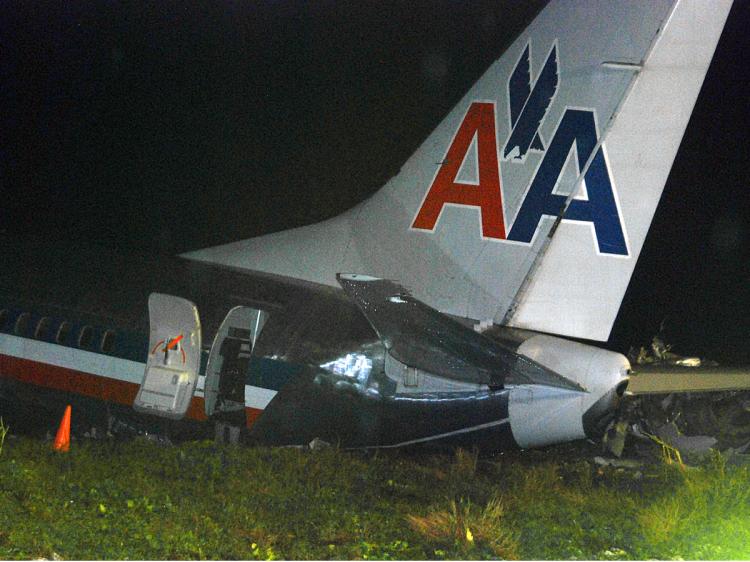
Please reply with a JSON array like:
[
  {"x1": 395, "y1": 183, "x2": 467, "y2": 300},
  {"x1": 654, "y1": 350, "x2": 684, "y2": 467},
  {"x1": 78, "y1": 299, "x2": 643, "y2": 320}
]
[{"x1": 0, "y1": 353, "x2": 261, "y2": 429}]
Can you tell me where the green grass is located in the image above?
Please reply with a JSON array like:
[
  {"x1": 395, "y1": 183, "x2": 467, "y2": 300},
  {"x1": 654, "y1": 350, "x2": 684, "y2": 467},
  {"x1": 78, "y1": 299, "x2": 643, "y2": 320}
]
[
  {"x1": 0, "y1": 418, "x2": 8, "y2": 456},
  {"x1": 1, "y1": 436, "x2": 749, "y2": 560}
]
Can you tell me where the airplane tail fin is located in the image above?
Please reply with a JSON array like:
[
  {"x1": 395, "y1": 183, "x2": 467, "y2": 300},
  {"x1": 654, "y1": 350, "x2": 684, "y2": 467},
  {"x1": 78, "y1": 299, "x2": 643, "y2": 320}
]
[{"x1": 185, "y1": 0, "x2": 732, "y2": 341}]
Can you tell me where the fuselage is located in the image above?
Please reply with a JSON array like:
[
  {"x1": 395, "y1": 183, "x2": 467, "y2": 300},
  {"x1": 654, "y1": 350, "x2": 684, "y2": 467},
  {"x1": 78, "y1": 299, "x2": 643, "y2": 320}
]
[{"x1": 0, "y1": 240, "x2": 626, "y2": 451}]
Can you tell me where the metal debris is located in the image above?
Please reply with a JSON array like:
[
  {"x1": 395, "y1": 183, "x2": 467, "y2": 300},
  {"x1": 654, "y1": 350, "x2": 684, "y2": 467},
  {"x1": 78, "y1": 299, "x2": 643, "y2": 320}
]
[
  {"x1": 628, "y1": 332, "x2": 717, "y2": 368},
  {"x1": 655, "y1": 422, "x2": 717, "y2": 459},
  {"x1": 675, "y1": 357, "x2": 703, "y2": 367},
  {"x1": 619, "y1": 332, "x2": 750, "y2": 463},
  {"x1": 722, "y1": 439, "x2": 750, "y2": 466},
  {"x1": 602, "y1": 419, "x2": 628, "y2": 457}
]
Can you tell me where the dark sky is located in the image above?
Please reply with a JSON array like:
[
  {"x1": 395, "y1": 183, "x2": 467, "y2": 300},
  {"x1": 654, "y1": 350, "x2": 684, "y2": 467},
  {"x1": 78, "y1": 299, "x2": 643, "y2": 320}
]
[{"x1": 2, "y1": 1, "x2": 748, "y2": 362}]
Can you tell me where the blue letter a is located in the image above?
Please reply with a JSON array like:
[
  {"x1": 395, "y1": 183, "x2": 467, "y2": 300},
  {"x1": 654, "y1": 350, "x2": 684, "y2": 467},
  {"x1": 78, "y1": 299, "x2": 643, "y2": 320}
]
[{"x1": 507, "y1": 109, "x2": 628, "y2": 256}]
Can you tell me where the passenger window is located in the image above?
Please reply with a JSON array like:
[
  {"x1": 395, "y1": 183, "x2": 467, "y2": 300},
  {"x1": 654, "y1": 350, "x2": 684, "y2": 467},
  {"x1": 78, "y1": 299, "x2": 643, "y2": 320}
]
[
  {"x1": 15, "y1": 312, "x2": 31, "y2": 336},
  {"x1": 101, "y1": 330, "x2": 116, "y2": 354},
  {"x1": 35, "y1": 317, "x2": 52, "y2": 340},
  {"x1": 78, "y1": 326, "x2": 94, "y2": 349},
  {"x1": 56, "y1": 321, "x2": 72, "y2": 345}
]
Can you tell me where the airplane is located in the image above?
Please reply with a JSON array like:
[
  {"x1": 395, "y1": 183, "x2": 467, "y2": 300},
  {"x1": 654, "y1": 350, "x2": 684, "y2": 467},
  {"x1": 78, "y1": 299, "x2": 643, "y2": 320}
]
[{"x1": 0, "y1": 0, "x2": 737, "y2": 451}]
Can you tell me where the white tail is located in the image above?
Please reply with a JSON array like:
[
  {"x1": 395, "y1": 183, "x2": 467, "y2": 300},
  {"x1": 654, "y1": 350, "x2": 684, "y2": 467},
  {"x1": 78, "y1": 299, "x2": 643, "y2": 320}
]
[{"x1": 186, "y1": 0, "x2": 732, "y2": 341}]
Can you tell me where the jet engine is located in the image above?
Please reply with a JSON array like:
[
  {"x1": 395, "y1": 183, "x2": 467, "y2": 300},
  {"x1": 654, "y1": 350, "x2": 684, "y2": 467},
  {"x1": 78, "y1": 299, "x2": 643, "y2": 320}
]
[{"x1": 507, "y1": 334, "x2": 630, "y2": 447}]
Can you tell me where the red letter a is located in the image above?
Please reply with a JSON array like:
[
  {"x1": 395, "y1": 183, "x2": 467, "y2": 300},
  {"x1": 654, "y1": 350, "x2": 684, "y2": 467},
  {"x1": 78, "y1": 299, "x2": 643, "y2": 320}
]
[{"x1": 412, "y1": 102, "x2": 506, "y2": 239}]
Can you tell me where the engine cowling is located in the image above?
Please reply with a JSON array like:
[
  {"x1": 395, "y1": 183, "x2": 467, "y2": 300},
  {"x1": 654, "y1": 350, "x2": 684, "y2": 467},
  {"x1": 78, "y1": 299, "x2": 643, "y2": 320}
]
[{"x1": 508, "y1": 334, "x2": 630, "y2": 447}]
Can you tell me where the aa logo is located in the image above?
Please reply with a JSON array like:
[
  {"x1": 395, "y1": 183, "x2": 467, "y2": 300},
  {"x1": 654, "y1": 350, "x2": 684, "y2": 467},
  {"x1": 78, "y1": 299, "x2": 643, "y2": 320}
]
[{"x1": 412, "y1": 41, "x2": 628, "y2": 256}]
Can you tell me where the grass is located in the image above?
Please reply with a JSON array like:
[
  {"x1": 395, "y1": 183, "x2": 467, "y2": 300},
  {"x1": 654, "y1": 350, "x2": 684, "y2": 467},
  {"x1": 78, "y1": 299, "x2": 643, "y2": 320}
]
[
  {"x1": 0, "y1": 418, "x2": 8, "y2": 456},
  {"x1": 0, "y1": 436, "x2": 749, "y2": 560},
  {"x1": 408, "y1": 496, "x2": 519, "y2": 559}
]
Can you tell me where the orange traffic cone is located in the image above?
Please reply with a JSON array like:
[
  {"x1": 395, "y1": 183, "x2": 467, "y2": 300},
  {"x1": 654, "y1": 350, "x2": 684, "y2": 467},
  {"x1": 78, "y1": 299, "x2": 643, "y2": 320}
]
[{"x1": 53, "y1": 405, "x2": 71, "y2": 452}]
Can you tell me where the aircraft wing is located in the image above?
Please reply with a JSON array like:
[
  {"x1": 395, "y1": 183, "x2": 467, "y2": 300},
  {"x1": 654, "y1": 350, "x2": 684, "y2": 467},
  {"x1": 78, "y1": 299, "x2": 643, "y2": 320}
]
[
  {"x1": 627, "y1": 365, "x2": 750, "y2": 395},
  {"x1": 336, "y1": 273, "x2": 583, "y2": 392}
]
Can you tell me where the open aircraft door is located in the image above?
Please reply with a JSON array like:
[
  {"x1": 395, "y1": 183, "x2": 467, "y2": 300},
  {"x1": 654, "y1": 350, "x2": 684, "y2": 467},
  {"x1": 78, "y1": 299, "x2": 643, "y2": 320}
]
[
  {"x1": 204, "y1": 306, "x2": 268, "y2": 419},
  {"x1": 134, "y1": 293, "x2": 202, "y2": 419}
]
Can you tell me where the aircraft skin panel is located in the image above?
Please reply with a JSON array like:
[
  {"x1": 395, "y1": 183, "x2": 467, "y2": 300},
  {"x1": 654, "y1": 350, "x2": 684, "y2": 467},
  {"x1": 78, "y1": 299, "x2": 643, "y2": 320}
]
[
  {"x1": 507, "y1": 385, "x2": 585, "y2": 449},
  {"x1": 0, "y1": 332, "x2": 144, "y2": 385},
  {"x1": 183, "y1": 0, "x2": 730, "y2": 342},
  {"x1": 243, "y1": 385, "x2": 276, "y2": 411}
]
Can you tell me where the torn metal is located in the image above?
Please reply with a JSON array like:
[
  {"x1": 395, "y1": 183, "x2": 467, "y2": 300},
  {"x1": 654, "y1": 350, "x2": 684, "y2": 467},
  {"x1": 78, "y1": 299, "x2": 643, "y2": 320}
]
[{"x1": 600, "y1": 335, "x2": 750, "y2": 465}]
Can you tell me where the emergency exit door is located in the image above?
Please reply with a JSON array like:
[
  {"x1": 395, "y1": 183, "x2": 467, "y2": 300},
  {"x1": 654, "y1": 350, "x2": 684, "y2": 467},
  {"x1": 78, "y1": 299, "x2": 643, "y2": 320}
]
[{"x1": 134, "y1": 293, "x2": 202, "y2": 419}]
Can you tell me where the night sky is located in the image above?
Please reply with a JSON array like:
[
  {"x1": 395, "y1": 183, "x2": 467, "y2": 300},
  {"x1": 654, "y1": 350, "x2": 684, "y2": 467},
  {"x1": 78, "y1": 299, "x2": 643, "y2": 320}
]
[{"x1": 2, "y1": 1, "x2": 748, "y2": 362}]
